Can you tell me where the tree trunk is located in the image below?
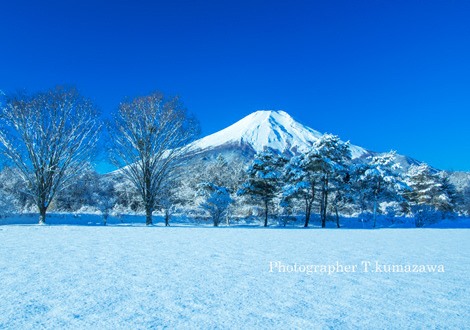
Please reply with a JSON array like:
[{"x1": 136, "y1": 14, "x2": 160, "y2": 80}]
[
  {"x1": 213, "y1": 210, "x2": 219, "y2": 227},
  {"x1": 305, "y1": 184, "x2": 315, "y2": 228},
  {"x1": 320, "y1": 190, "x2": 325, "y2": 228},
  {"x1": 373, "y1": 181, "x2": 381, "y2": 228},
  {"x1": 335, "y1": 207, "x2": 340, "y2": 228},
  {"x1": 164, "y1": 209, "x2": 170, "y2": 227},
  {"x1": 304, "y1": 199, "x2": 312, "y2": 228},
  {"x1": 373, "y1": 195, "x2": 377, "y2": 228},
  {"x1": 145, "y1": 207, "x2": 153, "y2": 226},
  {"x1": 321, "y1": 180, "x2": 328, "y2": 228},
  {"x1": 38, "y1": 206, "x2": 47, "y2": 225},
  {"x1": 264, "y1": 200, "x2": 268, "y2": 227}
]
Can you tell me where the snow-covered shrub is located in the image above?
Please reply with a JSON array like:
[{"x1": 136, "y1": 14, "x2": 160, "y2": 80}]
[{"x1": 198, "y1": 182, "x2": 233, "y2": 226}]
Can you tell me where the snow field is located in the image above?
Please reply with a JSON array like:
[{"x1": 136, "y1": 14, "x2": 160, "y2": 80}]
[{"x1": 0, "y1": 226, "x2": 469, "y2": 329}]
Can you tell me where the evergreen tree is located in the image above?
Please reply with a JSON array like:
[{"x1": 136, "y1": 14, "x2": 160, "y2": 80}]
[
  {"x1": 282, "y1": 154, "x2": 319, "y2": 227},
  {"x1": 313, "y1": 134, "x2": 351, "y2": 228},
  {"x1": 462, "y1": 186, "x2": 470, "y2": 215},
  {"x1": 329, "y1": 170, "x2": 352, "y2": 228},
  {"x1": 357, "y1": 151, "x2": 405, "y2": 227},
  {"x1": 436, "y1": 171, "x2": 458, "y2": 215},
  {"x1": 238, "y1": 151, "x2": 287, "y2": 227},
  {"x1": 406, "y1": 164, "x2": 456, "y2": 224}
]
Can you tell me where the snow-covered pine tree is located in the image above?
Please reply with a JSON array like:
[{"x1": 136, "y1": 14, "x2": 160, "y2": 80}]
[
  {"x1": 354, "y1": 151, "x2": 405, "y2": 227},
  {"x1": 363, "y1": 150, "x2": 406, "y2": 228},
  {"x1": 462, "y1": 186, "x2": 470, "y2": 215},
  {"x1": 329, "y1": 168, "x2": 352, "y2": 228},
  {"x1": 406, "y1": 163, "x2": 440, "y2": 206},
  {"x1": 282, "y1": 152, "x2": 321, "y2": 227},
  {"x1": 406, "y1": 163, "x2": 457, "y2": 225},
  {"x1": 436, "y1": 171, "x2": 458, "y2": 215},
  {"x1": 350, "y1": 163, "x2": 374, "y2": 218},
  {"x1": 238, "y1": 151, "x2": 287, "y2": 227},
  {"x1": 313, "y1": 134, "x2": 351, "y2": 228}
]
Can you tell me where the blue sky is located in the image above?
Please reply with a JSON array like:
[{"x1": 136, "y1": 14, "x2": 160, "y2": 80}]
[{"x1": 0, "y1": 0, "x2": 469, "y2": 171}]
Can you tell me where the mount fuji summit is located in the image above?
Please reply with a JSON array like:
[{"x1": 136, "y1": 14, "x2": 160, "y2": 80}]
[{"x1": 189, "y1": 110, "x2": 369, "y2": 160}]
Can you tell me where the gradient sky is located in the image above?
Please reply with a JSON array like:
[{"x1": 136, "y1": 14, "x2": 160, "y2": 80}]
[{"x1": 1, "y1": 0, "x2": 469, "y2": 171}]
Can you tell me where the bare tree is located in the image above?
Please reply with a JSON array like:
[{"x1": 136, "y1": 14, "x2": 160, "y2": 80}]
[
  {"x1": 0, "y1": 87, "x2": 100, "y2": 224},
  {"x1": 109, "y1": 92, "x2": 199, "y2": 225}
]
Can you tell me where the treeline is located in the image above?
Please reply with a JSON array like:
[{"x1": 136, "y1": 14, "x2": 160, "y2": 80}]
[
  {"x1": 0, "y1": 86, "x2": 468, "y2": 227},
  {"x1": 0, "y1": 87, "x2": 199, "y2": 225},
  {"x1": 235, "y1": 139, "x2": 466, "y2": 228}
]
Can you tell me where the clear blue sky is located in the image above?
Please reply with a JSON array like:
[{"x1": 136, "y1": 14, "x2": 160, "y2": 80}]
[{"x1": 1, "y1": 0, "x2": 469, "y2": 171}]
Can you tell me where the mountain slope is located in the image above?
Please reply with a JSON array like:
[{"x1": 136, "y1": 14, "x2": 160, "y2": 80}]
[{"x1": 189, "y1": 110, "x2": 369, "y2": 159}]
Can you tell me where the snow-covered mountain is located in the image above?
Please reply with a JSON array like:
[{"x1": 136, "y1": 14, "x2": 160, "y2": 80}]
[{"x1": 189, "y1": 110, "x2": 369, "y2": 159}]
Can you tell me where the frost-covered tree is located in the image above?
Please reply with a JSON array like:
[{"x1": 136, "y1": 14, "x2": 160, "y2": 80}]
[
  {"x1": 193, "y1": 154, "x2": 242, "y2": 225},
  {"x1": 93, "y1": 176, "x2": 117, "y2": 225},
  {"x1": 329, "y1": 171, "x2": 352, "y2": 228},
  {"x1": 355, "y1": 151, "x2": 405, "y2": 227},
  {"x1": 206, "y1": 155, "x2": 229, "y2": 186},
  {"x1": 112, "y1": 175, "x2": 142, "y2": 213},
  {"x1": 350, "y1": 163, "x2": 372, "y2": 216},
  {"x1": 462, "y1": 186, "x2": 470, "y2": 215},
  {"x1": 282, "y1": 153, "x2": 320, "y2": 227},
  {"x1": 198, "y1": 182, "x2": 233, "y2": 226},
  {"x1": 436, "y1": 171, "x2": 458, "y2": 215},
  {"x1": 54, "y1": 165, "x2": 101, "y2": 212},
  {"x1": 405, "y1": 164, "x2": 456, "y2": 225},
  {"x1": 156, "y1": 176, "x2": 181, "y2": 226},
  {"x1": 0, "y1": 87, "x2": 100, "y2": 224},
  {"x1": 238, "y1": 151, "x2": 287, "y2": 227},
  {"x1": 0, "y1": 166, "x2": 33, "y2": 213},
  {"x1": 0, "y1": 185, "x2": 18, "y2": 217},
  {"x1": 109, "y1": 92, "x2": 199, "y2": 225},
  {"x1": 313, "y1": 134, "x2": 351, "y2": 228}
]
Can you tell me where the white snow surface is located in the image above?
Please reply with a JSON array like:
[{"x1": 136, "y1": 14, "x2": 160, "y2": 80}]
[
  {"x1": 1, "y1": 225, "x2": 469, "y2": 329},
  {"x1": 190, "y1": 110, "x2": 368, "y2": 159}
]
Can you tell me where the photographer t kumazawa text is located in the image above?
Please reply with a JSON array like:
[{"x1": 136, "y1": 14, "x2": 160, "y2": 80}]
[{"x1": 269, "y1": 261, "x2": 445, "y2": 275}]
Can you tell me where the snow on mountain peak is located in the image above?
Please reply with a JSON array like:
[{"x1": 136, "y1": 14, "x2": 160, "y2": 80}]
[{"x1": 189, "y1": 110, "x2": 368, "y2": 158}]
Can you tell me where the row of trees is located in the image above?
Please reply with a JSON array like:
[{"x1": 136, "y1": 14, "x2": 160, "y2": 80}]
[
  {"x1": 230, "y1": 136, "x2": 460, "y2": 228},
  {"x1": 0, "y1": 86, "x2": 466, "y2": 227},
  {"x1": 0, "y1": 87, "x2": 199, "y2": 224}
]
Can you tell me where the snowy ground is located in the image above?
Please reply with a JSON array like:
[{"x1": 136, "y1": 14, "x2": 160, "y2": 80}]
[{"x1": 0, "y1": 224, "x2": 469, "y2": 329}]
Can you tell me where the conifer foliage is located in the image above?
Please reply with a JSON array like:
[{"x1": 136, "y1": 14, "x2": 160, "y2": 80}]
[
  {"x1": 238, "y1": 151, "x2": 287, "y2": 227},
  {"x1": 405, "y1": 163, "x2": 456, "y2": 226}
]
